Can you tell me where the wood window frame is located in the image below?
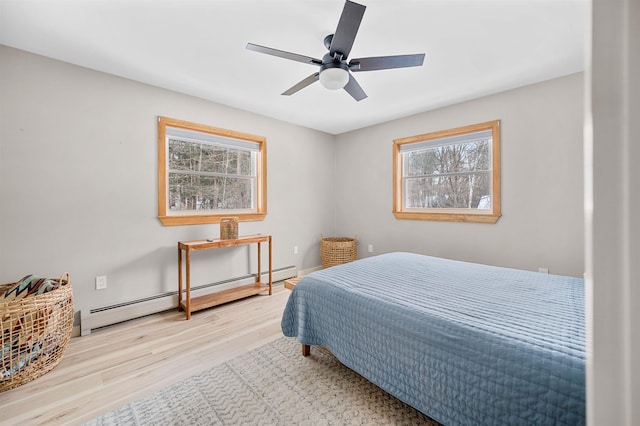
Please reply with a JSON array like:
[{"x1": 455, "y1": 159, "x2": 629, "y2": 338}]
[
  {"x1": 157, "y1": 116, "x2": 267, "y2": 226},
  {"x1": 393, "y1": 120, "x2": 501, "y2": 223}
]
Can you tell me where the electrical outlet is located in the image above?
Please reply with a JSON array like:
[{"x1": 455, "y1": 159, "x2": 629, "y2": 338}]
[
  {"x1": 96, "y1": 275, "x2": 107, "y2": 290},
  {"x1": 538, "y1": 267, "x2": 549, "y2": 274},
  {"x1": 293, "y1": 246, "x2": 299, "y2": 255},
  {"x1": 368, "y1": 244, "x2": 373, "y2": 253}
]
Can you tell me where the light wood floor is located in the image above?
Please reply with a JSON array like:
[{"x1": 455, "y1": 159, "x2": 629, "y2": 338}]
[{"x1": 1, "y1": 283, "x2": 291, "y2": 426}]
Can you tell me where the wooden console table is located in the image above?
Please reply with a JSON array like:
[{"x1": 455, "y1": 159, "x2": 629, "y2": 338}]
[{"x1": 178, "y1": 234, "x2": 272, "y2": 320}]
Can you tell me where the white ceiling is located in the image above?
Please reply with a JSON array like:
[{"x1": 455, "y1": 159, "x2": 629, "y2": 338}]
[{"x1": 0, "y1": 0, "x2": 587, "y2": 135}]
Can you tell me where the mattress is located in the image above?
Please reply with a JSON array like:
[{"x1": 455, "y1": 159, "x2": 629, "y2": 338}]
[{"x1": 281, "y1": 252, "x2": 585, "y2": 425}]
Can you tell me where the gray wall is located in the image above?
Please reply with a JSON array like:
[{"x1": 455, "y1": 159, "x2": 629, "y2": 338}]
[
  {"x1": 334, "y1": 73, "x2": 584, "y2": 277},
  {"x1": 0, "y1": 45, "x2": 335, "y2": 315}
]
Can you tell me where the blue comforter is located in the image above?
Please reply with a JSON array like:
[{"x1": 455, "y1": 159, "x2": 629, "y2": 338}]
[{"x1": 281, "y1": 252, "x2": 585, "y2": 425}]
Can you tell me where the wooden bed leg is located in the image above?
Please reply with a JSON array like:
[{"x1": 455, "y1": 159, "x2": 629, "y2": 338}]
[{"x1": 301, "y1": 344, "x2": 310, "y2": 357}]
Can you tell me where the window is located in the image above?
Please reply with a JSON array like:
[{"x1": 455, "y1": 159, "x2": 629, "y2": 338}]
[
  {"x1": 158, "y1": 117, "x2": 267, "y2": 226},
  {"x1": 393, "y1": 120, "x2": 501, "y2": 223}
]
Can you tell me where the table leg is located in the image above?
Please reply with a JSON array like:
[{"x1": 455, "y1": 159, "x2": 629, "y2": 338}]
[
  {"x1": 257, "y1": 241, "x2": 262, "y2": 285},
  {"x1": 185, "y1": 249, "x2": 191, "y2": 320},
  {"x1": 268, "y1": 236, "x2": 273, "y2": 295},
  {"x1": 178, "y1": 246, "x2": 183, "y2": 311}
]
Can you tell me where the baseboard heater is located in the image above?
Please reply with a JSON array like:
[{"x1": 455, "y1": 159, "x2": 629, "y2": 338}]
[{"x1": 82, "y1": 266, "x2": 297, "y2": 335}]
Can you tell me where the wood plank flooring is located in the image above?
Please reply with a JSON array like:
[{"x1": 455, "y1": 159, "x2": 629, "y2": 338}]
[{"x1": 0, "y1": 283, "x2": 291, "y2": 425}]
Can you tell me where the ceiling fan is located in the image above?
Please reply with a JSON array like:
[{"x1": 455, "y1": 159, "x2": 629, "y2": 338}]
[{"x1": 246, "y1": 0, "x2": 425, "y2": 101}]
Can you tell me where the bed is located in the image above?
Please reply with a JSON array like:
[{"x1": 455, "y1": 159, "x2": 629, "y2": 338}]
[{"x1": 281, "y1": 252, "x2": 585, "y2": 425}]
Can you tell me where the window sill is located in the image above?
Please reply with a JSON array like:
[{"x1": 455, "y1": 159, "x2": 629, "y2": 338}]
[
  {"x1": 159, "y1": 213, "x2": 267, "y2": 226},
  {"x1": 393, "y1": 211, "x2": 500, "y2": 224}
]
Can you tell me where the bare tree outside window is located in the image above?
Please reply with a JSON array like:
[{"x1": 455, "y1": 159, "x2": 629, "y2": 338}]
[
  {"x1": 404, "y1": 140, "x2": 490, "y2": 209},
  {"x1": 168, "y1": 139, "x2": 255, "y2": 211},
  {"x1": 393, "y1": 120, "x2": 501, "y2": 223}
]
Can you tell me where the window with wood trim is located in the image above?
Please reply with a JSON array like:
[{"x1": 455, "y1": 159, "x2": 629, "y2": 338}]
[
  {"x1": 393, "y1": 120, "x2": 501, "y2": 223},
  {"x1": 158, "y1": 117, "x2": 267, "y2": 226}
]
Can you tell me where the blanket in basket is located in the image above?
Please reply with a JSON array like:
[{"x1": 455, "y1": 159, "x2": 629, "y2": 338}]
[
  {"x1": 2, "y1": 275, "x2": 63, "y2": 301},
  {"x1": 1, "y1": 274, "x2": 73, "y2": 389}
]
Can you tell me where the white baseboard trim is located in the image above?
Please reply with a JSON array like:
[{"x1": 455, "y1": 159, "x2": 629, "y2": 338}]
[{"x1": 83, "y1": 266, "x2": 297, "y2": 334}]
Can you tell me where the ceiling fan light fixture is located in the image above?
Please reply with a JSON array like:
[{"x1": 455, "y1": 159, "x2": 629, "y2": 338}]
[{"x1": 319, "y1": 66, "x2": 349, "y2": 90}]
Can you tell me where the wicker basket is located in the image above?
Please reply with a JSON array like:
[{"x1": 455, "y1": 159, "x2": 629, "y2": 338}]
[
  {"x1": 0, "y1": 273, "x2": 73, "y2": 392},
  {"x1": 320, "y1": 235, "x2": 357, "y2": 268}
]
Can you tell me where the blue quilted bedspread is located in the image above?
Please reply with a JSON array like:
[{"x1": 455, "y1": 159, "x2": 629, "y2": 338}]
[{"x1": 281, "y1": 252, "x2": 585, "y2": 425}]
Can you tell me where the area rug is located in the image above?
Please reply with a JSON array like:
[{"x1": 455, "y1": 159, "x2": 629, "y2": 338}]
[{"x1": 85, "y1": 336, "x2": 439, "y2": 425}]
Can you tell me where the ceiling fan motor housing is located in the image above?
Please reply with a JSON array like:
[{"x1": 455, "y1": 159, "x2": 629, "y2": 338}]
[{"x1": 321, "y1": 52, "x2": 349, "y2": 69}]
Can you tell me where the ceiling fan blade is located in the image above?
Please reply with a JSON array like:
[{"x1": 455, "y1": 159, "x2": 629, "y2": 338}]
[
  {"x1": 329, "y1": 0, "x2": 366, "y2": 59},
  {"x1": 246, "y1": 43, "x2": 322, "y2": 66},
  {"x1": 343, "y1": 73, "x2": 367, "y2": 101},
  {"x1": 282, "y1": 73, "x2": 320, "y2": 96},
  {"x1": 349, "y1": 54, "x2": 426, "y2": 72}
]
